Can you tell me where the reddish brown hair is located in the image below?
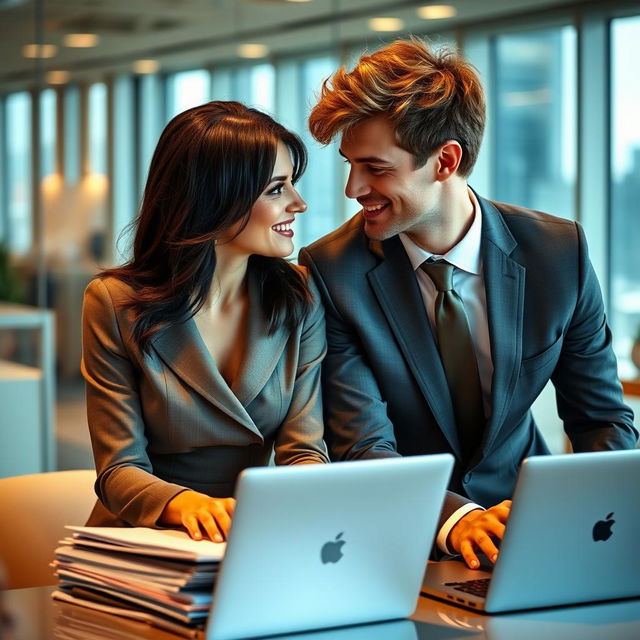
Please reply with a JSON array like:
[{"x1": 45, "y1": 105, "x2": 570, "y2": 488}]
[{"x1": 309, "y1": 37, "x2": 485, "y2": 176}]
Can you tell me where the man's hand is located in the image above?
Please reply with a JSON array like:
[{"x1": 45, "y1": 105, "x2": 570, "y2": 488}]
[
  {"x1": 448, "y1": 499, "x2": 512, "y2": 569},
  {"x1": 159, "y1": 490, "x2": 236, "y2": 542}
]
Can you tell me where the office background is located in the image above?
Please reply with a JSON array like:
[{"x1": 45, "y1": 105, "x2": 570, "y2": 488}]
[{"x1": 0, "y1": 0, "x2": 639, "y2": 476}]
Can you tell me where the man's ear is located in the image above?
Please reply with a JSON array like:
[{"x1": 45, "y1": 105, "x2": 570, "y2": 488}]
[{"x1": 435, "y1": 140, "x2": 463, "y2": 181}]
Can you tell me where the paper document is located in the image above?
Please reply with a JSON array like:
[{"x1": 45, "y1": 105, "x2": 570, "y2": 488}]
[{"x1": 66, "y1": 526, "x2": 225, "y2": 562}]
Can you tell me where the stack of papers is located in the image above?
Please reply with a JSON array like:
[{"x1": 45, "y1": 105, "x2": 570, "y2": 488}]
[{"x1": 52, "y1": 526, "x2": 225, "y2": 638}]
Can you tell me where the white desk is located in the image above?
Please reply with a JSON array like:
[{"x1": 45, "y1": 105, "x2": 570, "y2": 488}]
[{"x1": 0, "y1": 303, "x2": 55, "y2": 472}]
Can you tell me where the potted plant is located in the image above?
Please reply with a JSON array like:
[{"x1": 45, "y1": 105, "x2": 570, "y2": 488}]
[
  {"x1": 0, "y1": 242, "x2": 23, "y2": 303},
  {"x1": 0, "y1": 242, "x2": 25, "y2": 360}
]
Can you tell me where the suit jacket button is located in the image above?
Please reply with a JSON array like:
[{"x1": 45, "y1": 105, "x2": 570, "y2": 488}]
[{"x1": 463, "y1": 472, "x2": 473, "y2": 483}]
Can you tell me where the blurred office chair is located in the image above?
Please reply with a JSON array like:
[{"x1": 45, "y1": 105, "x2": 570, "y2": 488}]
[{"x1": 0, "y1": 469, "x2": 96, "y2": 589}]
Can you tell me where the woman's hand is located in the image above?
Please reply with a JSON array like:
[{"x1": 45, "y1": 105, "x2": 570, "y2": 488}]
[{"x1": 159, "y1": 490, "x2": 236, "y2": 542}]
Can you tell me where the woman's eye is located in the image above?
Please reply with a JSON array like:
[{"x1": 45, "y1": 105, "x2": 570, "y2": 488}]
[{"x1": 267, "y1": 183, "x2": 285, "y2": 196}]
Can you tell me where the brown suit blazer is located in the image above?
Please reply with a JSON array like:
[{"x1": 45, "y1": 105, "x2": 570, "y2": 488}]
[{"x1": 82, "y1": 269, "x2": 328, "y2": 528}]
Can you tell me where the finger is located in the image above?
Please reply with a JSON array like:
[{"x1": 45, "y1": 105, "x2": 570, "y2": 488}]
[
  {"x1": 210, "y1": 503, "x2": 233, "y2": 538},
  {"x1": 459, "y1": 539, "x2": 480, "y2": 569},
  {"x1": 485, "y1": 521, "x2": 506, "y2": 541},
  {"x1": 475, "y1": 533, "x2": 499, "y2": 563},
  {"x1": 197, "y1": 512, "x2": 224, "y2": 543},
  {"x1": 223, "y1": 498, "x2": 236, "y2": 516},
  {"x1": 182, "y1": 514, "x2": 203, "y2": 541},
  {"x1": 476, "y1": 513, "x2": 507, "y2": 539},
  {"x1": 486, "y1": 506, "x2": 510, "y2": 524}
]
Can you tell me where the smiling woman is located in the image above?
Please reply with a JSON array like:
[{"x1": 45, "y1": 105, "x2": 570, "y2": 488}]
[{"x1": 80, "y1": 101, "x2": 328, "y2": 544}]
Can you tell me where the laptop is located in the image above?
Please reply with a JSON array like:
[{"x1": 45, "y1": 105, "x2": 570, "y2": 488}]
[
  {"x1": 421, "y1": 449, "x2": 640, "y2": 613},
  {"x1": 253, "y1": 618, "x2": 418, "y2": 640},
  {"x1": 205, "y1": 454, "x2": 454, "y2": 640},
  {"x1": 415, "y1": 590, "x2": 640, "y2": 640}
]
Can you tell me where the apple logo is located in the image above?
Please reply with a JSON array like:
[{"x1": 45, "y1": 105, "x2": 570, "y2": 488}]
[
  {"x1": 592, "y1": 512, "x2": 615, "y2": 542},
  {"x1": 321, "y1": 532, "x2": 346, "y2": 564}
]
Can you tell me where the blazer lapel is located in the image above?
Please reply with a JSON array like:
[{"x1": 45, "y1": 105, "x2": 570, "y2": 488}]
[
  {"x1": 233, "y1": 271, "x2": 289, "y2": 407},
  {"x1": 151, "y1": 310, "x2": 262, "y2": 439},
  {"x1": 478, "y1": 195, "x2": 525, "y2": 455},
  {"x1": 367, "y1": 236, "x2": 461, "y2": 457}
]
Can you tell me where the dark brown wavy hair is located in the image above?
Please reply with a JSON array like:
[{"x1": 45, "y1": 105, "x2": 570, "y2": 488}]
[{"x1": 101, "y1": 101, "x2": 310, "y2": 352}]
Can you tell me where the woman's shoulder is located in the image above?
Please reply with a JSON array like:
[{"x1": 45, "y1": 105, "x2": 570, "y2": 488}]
[{"x1": 84, "y1": 275, "x2": 139, "y2": 315}]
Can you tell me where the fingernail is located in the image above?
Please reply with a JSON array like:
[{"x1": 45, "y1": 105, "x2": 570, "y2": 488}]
[
  {"x1": 214, "y1": 534, "x2": 222, "y2": 542},
  {"x1": 194, "y1": 532, "x2": 201, "y2": 540},
  {"x1": 470, "y1": 560, "x2": 478, "y2": 568},
  {"x1": 491, "y1": 553, "x2": 498, "y2": 562}
]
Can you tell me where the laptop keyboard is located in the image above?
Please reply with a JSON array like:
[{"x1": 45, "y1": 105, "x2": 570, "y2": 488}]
[{"x1": 445, "y1": 578, "x2": 491, "y2": 598}]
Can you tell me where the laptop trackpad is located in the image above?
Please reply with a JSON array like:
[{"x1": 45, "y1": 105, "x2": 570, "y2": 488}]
[{"x1": 423, "y1": 558, "x2": 493, "y2": 589}]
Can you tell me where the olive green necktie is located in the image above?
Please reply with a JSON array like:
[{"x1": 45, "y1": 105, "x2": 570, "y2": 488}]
[{"x1": 420, "y1": 260, "x2": 484, "y2": 463}]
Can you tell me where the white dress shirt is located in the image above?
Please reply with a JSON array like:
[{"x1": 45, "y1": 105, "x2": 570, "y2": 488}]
[{"x1": 399, "y1": 188, "x2": 494, "y2": 554}]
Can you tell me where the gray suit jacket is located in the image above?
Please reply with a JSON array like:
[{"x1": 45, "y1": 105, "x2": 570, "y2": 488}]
[
  {"x1": 82, "y1": 269, "x2": 328, "y2": 528},
  {"x1": 300, "y1": 193, "x2": 637, "y2": 527}
]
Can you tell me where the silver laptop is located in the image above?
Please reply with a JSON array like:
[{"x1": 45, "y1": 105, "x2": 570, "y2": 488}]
[
  {"x1": 414, "y1": 590, "x2": 640, "y2": 640},
  {"x1": 206, "y1": 454, "x2": 453, "y2": 640},
  {"x1": 422, "y1": 449, "x2": 640, "y2": 613},
  {"x1": 253, "y1": 618, "x2": 418, "y2": 640}
]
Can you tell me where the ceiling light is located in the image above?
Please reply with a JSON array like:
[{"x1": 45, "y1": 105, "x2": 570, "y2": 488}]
[
  {"x1": 238, "y1": 43, "x2": 269, "y2": 59},
  {"x1": 369, "y1": 17, "x2": 405, "y2": 32},
  {"x1": 46, "y1": 70, "x2": 70, "y2": 85},
  {"x1": 286, "y1": 0, "x2": 313, "y2": 3},
  {"x1": 417, "y1": 5, "x2": 457, "y2": 20},
  {"x1": 22, "y1": 43, "x2": 57, "y2": 59},
  {"x1": 63, "y1": 33, "x2": 100, "y2": 48},
  {"x1": 133, "y1": 59, "x2": 160, "y2": 74}
]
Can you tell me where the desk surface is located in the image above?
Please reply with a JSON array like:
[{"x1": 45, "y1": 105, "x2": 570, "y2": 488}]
[{"x1": 3, "y1": 585, "x2": 640, "y2": 640}]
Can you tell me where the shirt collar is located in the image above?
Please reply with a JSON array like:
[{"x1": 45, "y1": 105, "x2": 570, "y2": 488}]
[{"x1": 399, "y1": 188, "x2": 482, "y2": 276}]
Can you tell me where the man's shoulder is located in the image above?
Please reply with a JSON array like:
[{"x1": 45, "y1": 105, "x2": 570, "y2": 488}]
[
  {"x1": 487, "y1": 198, "x2": 576, "y2": 234},
  {"x1": 302, "y1": 214, "x2": 372, "y2": 265},
  {"x1": 479, "y1": 195, "x2": 582, "y2": 257}
]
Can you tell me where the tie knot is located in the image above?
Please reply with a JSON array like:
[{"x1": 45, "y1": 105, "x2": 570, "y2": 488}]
[{"x1": 420, "y1": 260, "x2": 454, "y2": 292}]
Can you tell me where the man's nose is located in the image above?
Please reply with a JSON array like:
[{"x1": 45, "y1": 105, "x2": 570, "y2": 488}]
[{"x1": 345, "y1": 169, "x2": 370, "y2": 199}]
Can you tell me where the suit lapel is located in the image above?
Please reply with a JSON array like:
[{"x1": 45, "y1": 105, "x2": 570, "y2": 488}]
[
  {"x1": 232, "y1": 271, "x2": 289, "y2": 407},
  {"x1": 478, "y1": 195, "x2": 525, "y2": 455},
  {"x1": 367, "y1": 236, "x2": 461, "y2": 457},
  {"x1": 151, "y1": 277, "x2": 277, "y2": 440}
]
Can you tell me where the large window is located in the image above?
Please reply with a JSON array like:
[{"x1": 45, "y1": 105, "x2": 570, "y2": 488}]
[
  {"x1": 493, "y1": 26, "x2": 577, "y2": 219},
  {"x1": 88, "y1": 83, "x2": 107, "y2": 176},
  {"x1": 235, "y1": 64, "x2": 275, "y2": 113},
  {"x1": 167, "y1": 70, "x2": 212, "y2": 118},
  {"x1": 296, "y1": 56, "x2": 341, "y2": 246},
  {"x1": 40, "y1": 89, "x2": 56, "y2": 178},
  {"x1": 610, "y1": 15, "x2": 640, "y2": 377},
  {"x1": 5, "y1": 92, "x2": 32, "y2": 254}
]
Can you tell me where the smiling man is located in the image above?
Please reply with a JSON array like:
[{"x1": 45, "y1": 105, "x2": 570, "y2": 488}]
[{"x1": 299, "y1": 38, "x2": 637, "y2": 568}]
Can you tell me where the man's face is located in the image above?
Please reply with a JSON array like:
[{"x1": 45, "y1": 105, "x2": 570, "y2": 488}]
[{"x1": 339, "y1": 115, "x2": 439, "y2": 241}]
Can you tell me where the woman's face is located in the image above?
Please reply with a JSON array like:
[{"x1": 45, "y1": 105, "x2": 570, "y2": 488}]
[{"x1": 218, "y1": 141, "x2": 306, "y2": 259}]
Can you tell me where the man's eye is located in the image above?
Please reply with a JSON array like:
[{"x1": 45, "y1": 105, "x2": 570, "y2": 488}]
[{"x1": 368, "y1": 166, "x2": 386, "y2": 174}]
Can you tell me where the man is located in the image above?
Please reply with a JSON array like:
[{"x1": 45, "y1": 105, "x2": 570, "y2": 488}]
[{"x1": 299, "y1": 38, "x2": 637, "y2": 569}]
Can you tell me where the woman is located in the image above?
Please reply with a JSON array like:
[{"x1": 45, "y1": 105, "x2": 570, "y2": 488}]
[{"x1": 82, "y1": 101, "x2": 328, "y2": 543}]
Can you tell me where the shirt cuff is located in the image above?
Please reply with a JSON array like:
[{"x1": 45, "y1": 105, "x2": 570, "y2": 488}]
[{"x1": 436, "y1": 503, "x2": 485, "y2": 555}]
